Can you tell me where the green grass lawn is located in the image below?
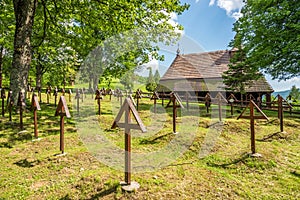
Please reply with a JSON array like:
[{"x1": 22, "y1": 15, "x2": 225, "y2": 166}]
[{"x1": 0, "y1": 93, "x2": 299, "y2": 199}]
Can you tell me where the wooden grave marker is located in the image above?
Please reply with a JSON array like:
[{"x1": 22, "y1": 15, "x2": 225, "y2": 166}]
[
  {"x1": 53, "y1": 87, "x2": 58, "y2": 106},
  {"x1": 95, "y1": 89, "x2": 102, "y2": 115},
  {"x1": 31, "y1": 93, "x2": 41, "y2": 140},
  {"x1": 204, "y1": 93, "x2": 212, "y2": 113},
  {"x1": 1, "y1": 88, "x2": 6, "y2": 117},
  {"x1": 227, "y1": 93, "x2": 238, "y2": 116},
  {"x1": 185, "y1": 91, "x2": 192, "y2": 111},
  {"x1": 166, "y1": 92, "x2": 184, "y2": 134},
  {"x1": 237, "y1": 100, "x2": 269, "y2": 155},
  {"x1": 46, "y1": 88, "x2": 50, "y2": 104},
  {"x1": 38, "y1": 87, "x2": 42, "y2": 103},
  {"x1": 111, "y1": 98, "x2": 146, "y2": 191},
  {"x1": 134, "y1": 89, "x2": 142, "y2": 111},
  {"x1": 75, "y1": 89, "x2": 80, "y2": 114},
  {"x1": 150, "y1": 91, "x2": 160, "y2": 113},
  {"x1": 55, "y1": 96, "x2": 71, "y2": 154},
  {"x1": 81, "y1": 88, "x2": 85, "y2": 102},
  {"x1": 214, "y1": 92, "x2": 228, "y2": 121}
]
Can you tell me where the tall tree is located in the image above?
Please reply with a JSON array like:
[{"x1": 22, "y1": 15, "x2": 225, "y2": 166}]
[
  {"x1": 9, "y1": 0, "x2": 189, "y2": 99},
  {"x1": 154, "y1": 69, "x2": 160, "y2": 84},
  {"x1": 10, "y1": 0, "x2": 37, "y2": 100},
  {"x1": 289, "y1": 85, "x2": 300, "y2": 101},
  {"x1": 224, "y1": 0, "x2": 300, "y2": 85}
]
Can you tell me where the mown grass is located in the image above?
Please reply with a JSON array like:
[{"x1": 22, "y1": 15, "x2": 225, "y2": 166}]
[{"x1": 0, "y1": 92, "x2": 299, "y2": 199}]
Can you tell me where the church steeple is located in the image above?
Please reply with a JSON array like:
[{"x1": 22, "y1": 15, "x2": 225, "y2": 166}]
[{"x1": 176, "y1": 44, "x2": 180, "y2": 55}]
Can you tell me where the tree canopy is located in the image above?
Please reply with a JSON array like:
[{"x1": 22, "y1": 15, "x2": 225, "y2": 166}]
[
  {"x1": 224, "y1": 0, "x2": 300, "y2": 90},
  {"x1": 4, "y1": 0, "x2": 189, "y2": 99}
]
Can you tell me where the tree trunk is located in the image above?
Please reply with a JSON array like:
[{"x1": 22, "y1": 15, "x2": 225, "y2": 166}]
[{"x1": 10, "y1": 0, "x2": 37, "y2": 102}]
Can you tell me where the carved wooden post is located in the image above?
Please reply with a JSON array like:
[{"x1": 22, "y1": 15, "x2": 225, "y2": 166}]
[
  {"x1": 53, "y1": 87, "x2": 58, "y2": 106},
  {"x1": 75, "y1": 89, "x2": 80, "y2": 114},
  {"x1": 95, "y1": 90, "x2": 102, "y2": 115},
  {"x1": 55, "y1": 96, "x2": 71, "y2": 154},
  {"x1": 61, "y1": 88, "x2": 65, "y2": 96},
  {"x1": 108, "y1": 89, "x2": 112, "y2": 101},
  {"x1": 165, "y1": 92, "x2": 183, "y2": 134},
  {"x1": 278, "y1": 95, "x2": 284, "y2": 132},
  {"x1": 135, "y1": 89, "x2": 142, "y2": 111},
  {"x1": 46, "y1": 88, "x2": 50, "y2": 104},
  {"x1": 238, "y1": 100, "x2": 269, "y2": 155},
  {"x1": 17, "y1": 91, "x2": 26, "y2": 130},
  {"x1": 31, "y1": 93, "x2": 41, "y2": 139},
  {"x1": 227, "y1": 93, "x2": 237, "y2": 116},
  {"x1": 1, "y1": 88, "x2": 6, "y2": 117},
  {"x1": 81, "y1": 88, "x2": 84, "y2": 102},
  {"x1": 205, "y1": 93, "x2": 211, "y2": 114},
  {"x1": 111, "y1": 98, "x2": 146, "y2": 191},
  {"x1": 151, "y1": 92, "x2": 160, "y2": 114}
]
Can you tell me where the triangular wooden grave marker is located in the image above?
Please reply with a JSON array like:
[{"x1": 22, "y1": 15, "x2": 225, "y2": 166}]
[
  {"x1": 55, "y1": 96, "x2": 71, "y2": 118},
  {"x1": 227, "y1": 93, "x2": 238, "y2": 103},
  {"x1": 166, "y1": 92, "x2": 184, "y2": 109},
  {"x1": 214, "y1": 92, "x2": 228, "y2": 104},
  {"x1": 150, "y1": 92, "x2": 160, "y2": 100},
  {"x1": 112, "y1": 98, "x2": 146, "y2": 132},
  {"x1": 129, "y1": 95, "x2": 137, "y2": 107},
  {"x1": 31, "y1": 93, "x2": 41, "y2": 111},
  {"x1": 111, "y1": 98, "x2": 146, "y2": 189},
  {"x1": 237, "y1": 100, "x2": 269, "y2": 155}
]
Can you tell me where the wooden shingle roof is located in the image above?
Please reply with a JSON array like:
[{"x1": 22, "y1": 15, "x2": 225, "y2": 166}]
[
  {"x1": 159, "y1": 50, "x2": 274, "y2": 93},
  {"x1": 161, "y1": 50, "x2": 230, "y2": 80}
]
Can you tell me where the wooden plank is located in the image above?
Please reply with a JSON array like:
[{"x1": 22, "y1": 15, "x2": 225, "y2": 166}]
[
  {"x1": 250, "y1": 100, "x2": 269, "y2": 120},
  {"x1": 31, "y1": 94, "x2": 41, "y2": 110},
  {"x1": 116, "y1": 123, "x2": 142, "y2": 130},
  {"x1": 238, "y1": 116, "x2": 270, "y2": 120},
  {"x1": 173, "y1": 92, "x2": 184, "y2": 109}
]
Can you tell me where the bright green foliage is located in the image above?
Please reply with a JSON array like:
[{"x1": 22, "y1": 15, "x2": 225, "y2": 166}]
[
  {"x1": 225, "y1": 0, "x2": 300, "y2": 85},
  {"x1": 8, "y1": 0, "x2": 190, "y2": 92},
  {"x1": 289, "y1": 85, "x2": 300, "y2": 101}
]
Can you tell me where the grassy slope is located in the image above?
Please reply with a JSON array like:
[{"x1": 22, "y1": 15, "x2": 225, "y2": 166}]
[{"x1": 0, "y1": 93, "x2": 299, "y2": 200}]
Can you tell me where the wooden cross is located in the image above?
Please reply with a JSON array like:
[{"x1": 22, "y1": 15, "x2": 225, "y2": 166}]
[
  {"x1": 95, "y1": 89, "x2": 102, "y2": 115},
  {"x1": 237, "y1": 100, "x2": 269, "y2": 154},
  {"x1": 111, "y1": 98, "x2": 146, "y2": 188},
  {"x1": 55, "y1": 96, "x2": 71, "y2": 154},
  {"x1": 31, "y1": 93, "x2": 41, "y2": 139},
  {"x1": 53, "y1": 87, "x2": 58, "y2": 106},
  {"x1": 214, "y1": 92, "x2": 228, "y2": 121},
  {"x1": 150, "y1": 91, "x2": 160, "y2": 113},
  {"x1": 134, "y1": 89, "x2": 142, "y2": 111},
  {"x1": 227, "y1": 93, "x2": 238, "y2": 116},
  {"x1": 204, "y1": 93, "x2": 212, "y2": 113},
  {"x1": 75, "y1": 89, "x2": 80, "y2": 114},
  {"x1": 166, "y1": 92, "x2": 184, "y2": 134}
]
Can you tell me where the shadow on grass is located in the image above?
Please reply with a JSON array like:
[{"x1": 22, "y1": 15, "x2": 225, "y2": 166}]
[
  {"x1": 290, "y1": 171, "x2": 300, "y2": 178},
  {"x1": 14, "y1": 158, "x2": 41, "y2": 168},
  {"x1": 87, "y1": 185, "x2": 117, "y2": 200},
  {"x1": 257, "y1": 132, "x2": 287, "y2": 142},
  {"x1": 139, "y1": 132, "x2": 172, "y2": 145},
  {"x1": 207, "y1": 153, "x2": 250, "y2": 168},
  {"x1": 0, "y1": 130, "x2": 32, "y2": 149}
]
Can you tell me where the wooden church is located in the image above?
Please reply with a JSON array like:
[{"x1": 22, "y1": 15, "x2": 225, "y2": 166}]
[{"x1": 157, "y1": 49, "x2": 274, "y2": 102}]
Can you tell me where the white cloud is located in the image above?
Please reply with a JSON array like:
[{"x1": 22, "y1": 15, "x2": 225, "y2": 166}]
[
  {"x1": 209, "y1": 0, "x2": 215, "y2": 6},
  {"x1": 208, "y1": 0, "x2": 244, "y2": 20}
]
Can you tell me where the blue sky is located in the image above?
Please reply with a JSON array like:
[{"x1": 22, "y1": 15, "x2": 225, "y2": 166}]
[{"x1": 142, "y1": 0, "x2": 300, "y2": 92}]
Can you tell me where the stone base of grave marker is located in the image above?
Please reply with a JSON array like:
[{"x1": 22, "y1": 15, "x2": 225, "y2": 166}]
[{"x1": 120, "y1": 181, "x2": 140, "y2": 192}]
